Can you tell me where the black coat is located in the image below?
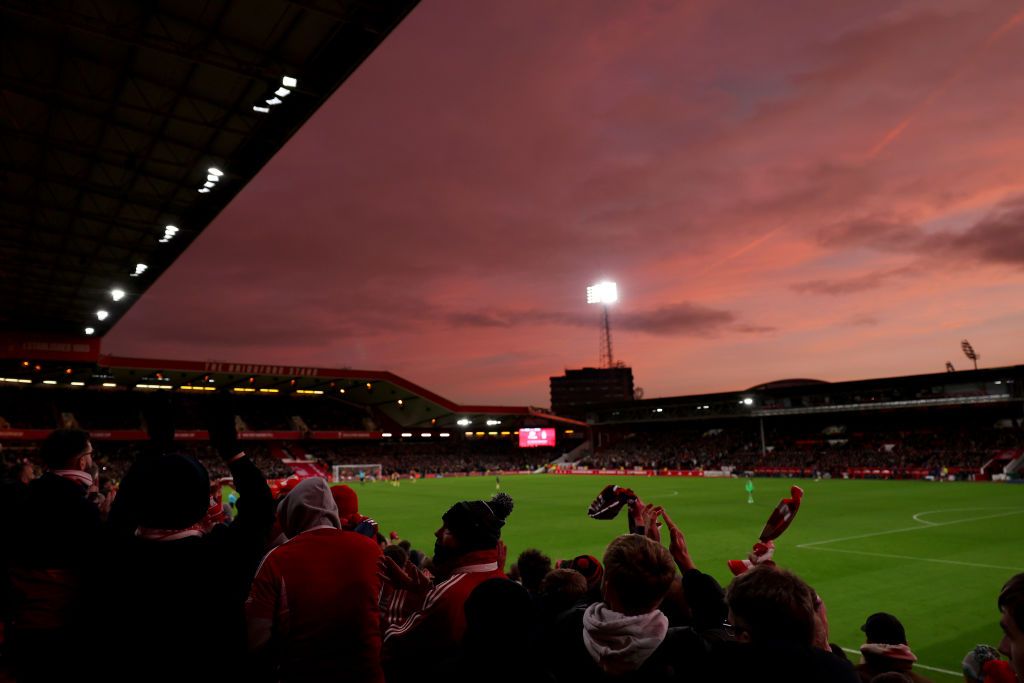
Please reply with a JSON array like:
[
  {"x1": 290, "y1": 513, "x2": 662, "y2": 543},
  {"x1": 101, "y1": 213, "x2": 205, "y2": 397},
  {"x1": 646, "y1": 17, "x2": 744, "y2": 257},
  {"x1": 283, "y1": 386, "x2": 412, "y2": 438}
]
[{"x1": 99, "y1": 455, "x2": 273, "y2": 682}]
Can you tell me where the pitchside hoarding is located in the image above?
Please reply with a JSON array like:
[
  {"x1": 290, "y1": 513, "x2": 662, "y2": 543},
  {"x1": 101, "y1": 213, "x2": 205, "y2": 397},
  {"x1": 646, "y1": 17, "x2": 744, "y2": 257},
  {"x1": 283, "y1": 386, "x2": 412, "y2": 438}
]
[{"x1": 519, "y1": 427, "x2": 556, "y2": 448}]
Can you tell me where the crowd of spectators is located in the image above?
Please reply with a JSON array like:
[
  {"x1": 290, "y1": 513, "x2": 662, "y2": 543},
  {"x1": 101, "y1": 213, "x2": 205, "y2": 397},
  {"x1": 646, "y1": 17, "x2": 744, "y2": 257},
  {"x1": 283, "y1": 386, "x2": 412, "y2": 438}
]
[
  {"x1": 2, "y1": 412, "x2": 1021, "y2": 682},
  {"x1": 580, "y1": 421, "x2": 1021, "y2": 477},
  {"x1": 309, "y1": 439, "x2": 579, "y2": 476}
]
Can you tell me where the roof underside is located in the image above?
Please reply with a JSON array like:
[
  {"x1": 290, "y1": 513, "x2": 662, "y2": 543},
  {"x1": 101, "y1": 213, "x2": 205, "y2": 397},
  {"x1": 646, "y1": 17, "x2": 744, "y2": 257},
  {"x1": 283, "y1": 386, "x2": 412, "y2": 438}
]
[{"x1": 0, "y1": 0, "x2": 419, "y2": 334}]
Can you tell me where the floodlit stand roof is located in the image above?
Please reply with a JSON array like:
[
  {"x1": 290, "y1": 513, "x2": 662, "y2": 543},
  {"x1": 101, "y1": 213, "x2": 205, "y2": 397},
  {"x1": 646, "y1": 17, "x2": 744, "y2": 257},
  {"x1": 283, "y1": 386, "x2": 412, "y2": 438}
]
[{"x1": 0, "y1": 0, "x2": 419, "y2": 335}]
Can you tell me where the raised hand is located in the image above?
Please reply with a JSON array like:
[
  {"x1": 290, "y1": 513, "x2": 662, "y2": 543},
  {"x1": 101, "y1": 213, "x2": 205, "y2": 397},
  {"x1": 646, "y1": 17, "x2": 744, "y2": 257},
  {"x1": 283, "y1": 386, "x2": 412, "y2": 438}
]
[
  {"x1": 641, "y1": 504, "x2": 664, "y2": 544},
  {"x1": 377, "y1": 556, "x2": 431, "y2": 594},
  {"x1": 660, "y1": 509, "x2": 695, "y2": 572}
]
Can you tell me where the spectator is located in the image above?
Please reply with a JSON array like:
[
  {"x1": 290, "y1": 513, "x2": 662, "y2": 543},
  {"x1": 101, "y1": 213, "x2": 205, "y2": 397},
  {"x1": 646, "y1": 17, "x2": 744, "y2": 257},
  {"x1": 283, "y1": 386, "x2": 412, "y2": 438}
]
[
  {"x1": 718, "y1": 565, "x2": 858, "y2": 681},
  {"x1": 246, "y1": 477, "x2": 383, "y2": 682},
  {"x1": 547, "y1": 534, "x2": 708, "y2": 683},
  {"x1": 380, "y1": 493, "x2": 513, "y2": 682},
  {"x1": 999, "y1": 574, "x2": 1024, "y2": 683},
  {"x1": 854, "y1": 612, "x2": 933, "y2": 683},
  {"x1": 517, "y1": 548, "x2": 552, "y2": 596},
  {"x1": 963, "y1": 644, "x2": 1016, "y2": 683},
  {"x1": 454, "y1": 578, "x2": 552, "y2": 683},
  {"x1": 7, "y1": 429, "x2": 102, "y2": 682},
  {"x1": 539, "y1": 568, "x2": 589, "y2": 619},
  {"x1": 99, "y1": 401, "x2": 274, "y2": 681},
  {"x1": 558, "y1": 554, "x2": 605, "y2": 604}
]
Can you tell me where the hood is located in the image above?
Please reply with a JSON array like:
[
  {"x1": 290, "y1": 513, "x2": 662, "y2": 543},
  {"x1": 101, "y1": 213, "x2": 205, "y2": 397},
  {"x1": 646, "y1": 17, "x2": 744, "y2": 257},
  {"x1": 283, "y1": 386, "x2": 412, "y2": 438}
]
[
  {"x1": 581, "y1": 602, "x2": 669, "y2": 676},
  {"x1": 278, "y1": 478, "x2": 340, "y2": 538}
]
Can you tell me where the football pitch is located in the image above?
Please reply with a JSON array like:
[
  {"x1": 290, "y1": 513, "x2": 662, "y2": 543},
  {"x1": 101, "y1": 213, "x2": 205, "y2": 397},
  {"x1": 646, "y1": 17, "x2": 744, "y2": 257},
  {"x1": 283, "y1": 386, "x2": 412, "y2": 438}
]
[{"x1": 350, "y1": 474, "x2": 1023, "y2": 678}]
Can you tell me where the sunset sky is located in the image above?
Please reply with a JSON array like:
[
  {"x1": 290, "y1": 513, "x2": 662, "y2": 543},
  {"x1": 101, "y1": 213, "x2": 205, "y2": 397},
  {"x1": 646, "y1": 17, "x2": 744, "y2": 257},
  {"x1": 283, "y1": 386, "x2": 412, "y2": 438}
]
[{"x1": 107, "y1": 0, "x2": 1024, "y2": 407}]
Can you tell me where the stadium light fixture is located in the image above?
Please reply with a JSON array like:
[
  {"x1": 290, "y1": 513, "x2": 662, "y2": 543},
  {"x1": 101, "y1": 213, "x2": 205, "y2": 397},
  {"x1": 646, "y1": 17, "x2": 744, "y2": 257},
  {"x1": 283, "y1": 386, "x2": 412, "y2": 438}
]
[
  {"x1": 70, "y1": 381, "x2": 85, "y2": 386},
  {"x1": 132, "y1": 263, "x2": 148, "y2": 277},
  {"x1": 440, "y1": 433, "x2": 450, "y2": 438},
  {"x1": 111, "y1": 288, "x2": 125, "y2": 301},
  {"x1": 198, "y1": 188, "x2": 210, "y2": 193},
  {"x1": 586, "y1": 280, "x2": 618, "y2": 367},
  {"x1": 252, "y1": 105, "x2": 270, "y2": 113},
  {"x1": 282, "y1": 76, "x2": 298, "y2": 88},
  {"x1": 339, "y1": 388, "x2": 346, "y2": 394},
  {"x1": 203, "y1": 181, "x2": 215, "y2": 188},
  {"x1": 101, "y1": 383, "x2": 116, "y2": 388},
  {"x1": 457, "y1": 418, "x2": 471, "y2": 426},
  {"x1": 420, "y1": 433, "x2": 432, "y2": 438},
  {"x1": 208, "y1": 167, "x2": 223, "y2": 176},
  {"x1": 397, "y1": 399, "x2": 404, "y2": 406},
  {"x1": 43, "y1": 380, "x2": 57, "y2": 385},
  {"x1": 84, "y1": 327, "x2": 95, "y2": 335},
  {"x1": 743, "y1": 397, "x2": 754, "y2": 406},
  {"x1": 382, "y1": 432, "x2": 393, "y2": 438},
  {"x1": 206, "y1": 174, "x2": 219, "y2": 182},
  {"x1": 266, "y1": 97, "x2": 282, "y2": 106},
  {"x1": 486, "y1": 419, "x2": 501, "y2": 426},
  {"x1": 400, "y1": 433, "x2": 412, "y2": 438},
  {"x1": 274, "y1": 87, "x2": 291, "y2": 97},
  {"x1": 96, "y1": 310, "x2": 109, "y2": 321},
  {"x1": 586, "y1": 281, "x2": 618, "y2": 305}
]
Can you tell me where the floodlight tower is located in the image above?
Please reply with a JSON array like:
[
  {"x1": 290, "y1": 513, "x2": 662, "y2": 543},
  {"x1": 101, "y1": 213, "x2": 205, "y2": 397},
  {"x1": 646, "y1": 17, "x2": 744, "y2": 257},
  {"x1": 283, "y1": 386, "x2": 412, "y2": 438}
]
[
  {"x1": 961, "y1": 339, "x2": 979, "y2": 370},
  {"x1": 586, "y1": 281, "x2": 618, "y2": 368}
]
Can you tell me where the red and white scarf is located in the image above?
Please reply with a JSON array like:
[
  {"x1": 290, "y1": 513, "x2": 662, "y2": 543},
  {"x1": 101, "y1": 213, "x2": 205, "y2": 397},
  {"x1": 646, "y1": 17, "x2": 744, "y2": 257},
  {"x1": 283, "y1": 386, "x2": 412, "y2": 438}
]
[
  {"x1": 53, "y1": 469, "x2": 94, "y2": 488},
  {"x1": 135, "y1": 497, "x2": 222, "y2": 541}
]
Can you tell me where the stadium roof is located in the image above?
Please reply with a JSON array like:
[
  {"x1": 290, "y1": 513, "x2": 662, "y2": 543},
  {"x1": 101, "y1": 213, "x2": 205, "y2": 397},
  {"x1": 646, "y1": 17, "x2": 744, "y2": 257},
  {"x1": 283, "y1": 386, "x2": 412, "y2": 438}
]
[
  {"x1": 0, "y1": 337, "x2": 587, "y2": 430},
  {"x1": 0, "y1": 0, "x2": 419, "y2": 336}
]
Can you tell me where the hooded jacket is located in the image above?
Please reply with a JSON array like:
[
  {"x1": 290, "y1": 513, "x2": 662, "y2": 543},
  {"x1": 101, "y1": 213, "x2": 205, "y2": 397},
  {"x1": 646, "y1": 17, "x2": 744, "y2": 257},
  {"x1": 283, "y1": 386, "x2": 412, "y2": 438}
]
[{"x1": 246, "y1": 478, "x2": 383, "y2": 683}]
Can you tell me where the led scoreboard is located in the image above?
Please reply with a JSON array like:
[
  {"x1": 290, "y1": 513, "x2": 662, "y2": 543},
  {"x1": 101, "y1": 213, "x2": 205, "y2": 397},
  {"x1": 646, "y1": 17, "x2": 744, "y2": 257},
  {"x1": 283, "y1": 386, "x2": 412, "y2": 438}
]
[{"x1": 519, "y1": 427, "x2": 556, "y2": 448}]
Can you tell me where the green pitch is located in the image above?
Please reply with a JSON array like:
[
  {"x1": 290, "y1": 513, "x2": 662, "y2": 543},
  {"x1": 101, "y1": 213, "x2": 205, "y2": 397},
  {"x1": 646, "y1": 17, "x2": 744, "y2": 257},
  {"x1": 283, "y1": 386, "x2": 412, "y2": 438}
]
[{"x1": 350, "y1": 475, "x2": 1023, "y2": 679}]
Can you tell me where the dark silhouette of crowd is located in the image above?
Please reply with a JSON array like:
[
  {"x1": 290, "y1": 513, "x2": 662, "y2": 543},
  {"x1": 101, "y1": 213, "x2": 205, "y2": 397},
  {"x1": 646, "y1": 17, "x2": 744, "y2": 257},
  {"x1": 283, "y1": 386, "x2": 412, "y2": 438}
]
[
  {"x1": 580, "y1": 419, "x2": 1020, "y2": 478},
  {"x1": 1, "y1": 398, "x2": 1021, "y2": 683}
]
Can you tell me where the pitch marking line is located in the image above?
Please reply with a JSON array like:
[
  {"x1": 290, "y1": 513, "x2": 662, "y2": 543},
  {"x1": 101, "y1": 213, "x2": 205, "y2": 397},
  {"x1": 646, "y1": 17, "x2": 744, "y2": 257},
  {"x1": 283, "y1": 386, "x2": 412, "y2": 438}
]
[
  {"x1": 801, "y1": 546, "x2": 1019, "y2": 571},
  {"x1": 797, "y1": 509, "x2": 1024, "y2": 548},
  {"x1": 839, "y1": 647, "x2": 959, "y2": 678},
  {"x1": 912, "y1": 506, "x2": 1018, "y2": 527}
]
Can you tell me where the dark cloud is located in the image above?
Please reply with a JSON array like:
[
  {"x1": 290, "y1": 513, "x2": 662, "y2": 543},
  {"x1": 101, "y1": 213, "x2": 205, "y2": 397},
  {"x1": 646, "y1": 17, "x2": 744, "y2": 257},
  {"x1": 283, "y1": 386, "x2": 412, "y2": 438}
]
[
  {"x1": 447, "y1": 301, "x2": 739, "y2": 336},
  {"x1": 791, "y1": 265, "x2": 920, "y2": 296},
  {"x1": 925, "y1": 197, "x2": 1024, "y2": 266},
  {"x1": 815, "y1": 216, "x2": 921, "y2": 250},
  {"x1": 847, "y1": 314, "x2": 879, "y2": 327}
]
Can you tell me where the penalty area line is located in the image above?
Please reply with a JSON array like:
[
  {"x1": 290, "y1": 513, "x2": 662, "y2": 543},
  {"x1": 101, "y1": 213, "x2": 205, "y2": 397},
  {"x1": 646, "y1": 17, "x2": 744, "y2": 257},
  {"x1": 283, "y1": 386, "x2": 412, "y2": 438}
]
[
  {"x1": 797, "y1": 510, "x2": 1024, "y2": 548},
  {"x1": 840, "y1": 647, "x2": 959, "y2": 678},
  {"x1": 798, "y1": 545, "x2": 1020, "y2": 571}
]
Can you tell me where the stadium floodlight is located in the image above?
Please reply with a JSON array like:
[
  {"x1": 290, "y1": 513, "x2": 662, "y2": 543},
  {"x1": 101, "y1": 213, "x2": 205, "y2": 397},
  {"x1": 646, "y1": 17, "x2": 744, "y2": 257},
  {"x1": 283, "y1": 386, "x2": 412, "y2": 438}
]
[
  {"x1": 743, "y1": 397, "x2": 754, "y2": 406},
  {"x1": 198, "y1": 188, "x2": 210, "y2": 193},
  {"x1": 397, "y1": 399, "x2": 404, "y2": 406},
  {"x1": 486, "y1": 419, "x2": 501, "y2": 426},
  {"x1": 266, "y1": 97, "x2": 282, "y2": 106},
  {"x1": 586, "y1": 280, "x2": 618, "y2": 368},
  {"x1": 252, "y1": 105, "x2": 270, "y2": 113},
  {"x1": 961, "y1": 339, "x2": 979, "y2": 370},
  {"x1": 203, "y1": 181, "x2": 214, "y2": 188},
  {"x1": 96, "y1": 310, "x2": 109, "y2": 321},
  {"x1": 84, "y1": 327, "x2": 95, "y2": 335},
  {"x1": 208, "y1": 167, "x2": 223, "y2": 176},
  {"x1": 206, "y1": 174, "x2": 219, "y2": 182},
  {"x1": 275, "y1": 87, "x2": 291, "y2": 97},
  {"x1": 400, "y1": 433, "x2": 412, "y2": 438},
  {"x1": 457, "y1": 418, "x2": 471, "y2": 426},
  {"x1": 282, "y1": 76, "x2": 298, "y2": 88},
  {"x1": 110, "y1": 289, "x2": 125, "y2": 301},
  {"x1": 420, "y1": 433, "x2": 432, "y2": 438},
  {"x1": 586, "y1": 281, "x2": 618, "y2": 304}
]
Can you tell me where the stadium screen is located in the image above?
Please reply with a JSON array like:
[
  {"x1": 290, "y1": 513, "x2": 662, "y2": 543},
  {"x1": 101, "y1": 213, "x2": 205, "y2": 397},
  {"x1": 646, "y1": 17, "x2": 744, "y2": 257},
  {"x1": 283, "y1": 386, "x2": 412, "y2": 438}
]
[{"x1": 519, "y1": 427, "x2": 556, "y2": 448}]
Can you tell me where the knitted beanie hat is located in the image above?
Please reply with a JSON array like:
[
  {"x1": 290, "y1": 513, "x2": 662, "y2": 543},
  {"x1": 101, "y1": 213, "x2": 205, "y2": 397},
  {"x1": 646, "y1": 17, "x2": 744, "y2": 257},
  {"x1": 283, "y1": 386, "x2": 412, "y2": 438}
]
[
  {"x1": 136, "y1": 454, "x2": 210, "y2": 530},
  {"x1": 441, "y1": 492, "x2": 514, "y2": 551}
]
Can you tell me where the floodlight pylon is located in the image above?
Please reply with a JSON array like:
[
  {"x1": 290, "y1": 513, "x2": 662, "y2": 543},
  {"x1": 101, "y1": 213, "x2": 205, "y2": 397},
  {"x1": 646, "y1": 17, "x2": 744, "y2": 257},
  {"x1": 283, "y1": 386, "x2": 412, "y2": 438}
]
[{"x1": 961, "y1": 339, "x2": 979, "y2": 370}]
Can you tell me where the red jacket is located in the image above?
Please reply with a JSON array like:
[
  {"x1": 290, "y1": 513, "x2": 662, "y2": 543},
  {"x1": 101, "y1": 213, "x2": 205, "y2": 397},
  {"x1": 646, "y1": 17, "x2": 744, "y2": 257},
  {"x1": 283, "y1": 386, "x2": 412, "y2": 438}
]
[
  {"x1": 382, "y1": 549, "x2": 504, "y2": 679},
  {"x1": 247, "y1": 528, "x2": 383, "y2": 683}
]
